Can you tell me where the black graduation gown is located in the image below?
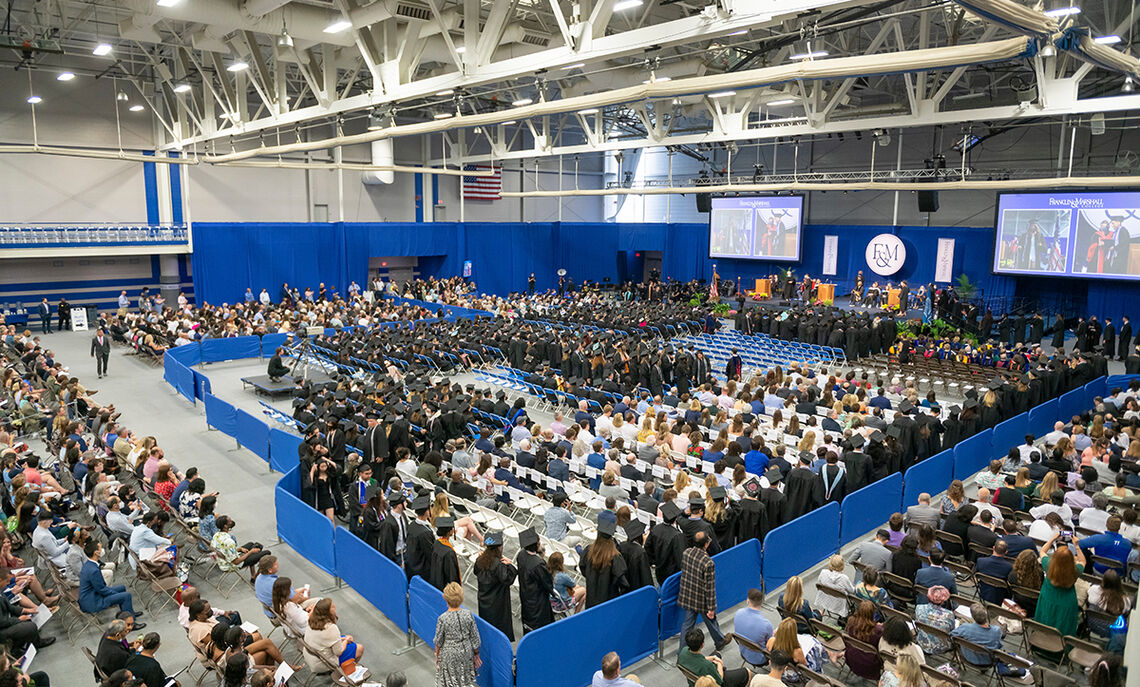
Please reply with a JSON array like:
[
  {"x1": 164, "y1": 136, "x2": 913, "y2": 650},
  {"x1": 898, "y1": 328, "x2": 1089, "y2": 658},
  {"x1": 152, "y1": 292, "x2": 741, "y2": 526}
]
[
  {"x1": 759, "y1": 488, "x2": 787, "y2": 530},
  {"x1": 618, "y1": 540, "x2": 654, "y2": 591},
  {"x1": 817, "y1": 464, "x2": 847, "y2": 504},
  {"x1": 1119, "y1": 323, "x2": 1132, "y2": 359},
  {"x1": 578, "y1": 549, "x2": 629, "y2": 608},
  {"x1": 428, "y1": 539, "x2": 461, "y2": 590},
  {"x1": 782, "y1": 467, "x2": 820, "y2": 522},
  {"x1": 517, "y1": 550, "x2": 555, "y2": 632},
  {"x1": 679, "y1": 517, "x2": 720, "y2": 554},
  {"x1": 842, "y1": 451, "x2": 873, "y2": 493},
  {"x1": 644, "y1": 523, "x2": 684, "y2": 586},
  {"x1": 405, "y1": 521, "x2": 435, "y2": 580},
  {"x1": 708, "y1": 509, "x2": 738, "y2": 551},
  {"x1": 735, "y1": 498, "x2": 769, "y2": 542},
  {"x1": 361, "y1": 507, "x2": 384, "y2": 550},
  {"x1": 377, "y1": 512, "x2": 405, "y2": 562},
  {"x1": 476, "y1": 560, "x2": 518, "y2": 641}
]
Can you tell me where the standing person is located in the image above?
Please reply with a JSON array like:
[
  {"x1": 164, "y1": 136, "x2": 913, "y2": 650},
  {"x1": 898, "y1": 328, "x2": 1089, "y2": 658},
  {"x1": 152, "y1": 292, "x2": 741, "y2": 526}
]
[
  {"x1": 473, "y1": 532, "x2": 517, "y2": 641},
  {"x1": 645, "y1": 502, "x2": 685, "y2": 586},
  {"x1": 516, "y1": 528, "x2": 554, "y2": 634},
  {"x1": 618, "y1": 520, "x2": 653, "y2": 590},
  {"x1": 434, "y1": 583, "x2": 481, "y2": 687},
  {"x1": 528, "y1": 273, "x2": 536, "y2": 296},
  {"x1": 578, "y1": 520, "x2": 629, "y2": 608},
  {"x1": 428, "y1": 517, "x2": 461, "y2": 591},
  {"x1": 38, "y1": 298, "x2": 51, "y2": 334},
  {"x1": 91, "y1": 327, "x2": 111, "y2": 378},
  {"x1": 57, "y1": 297, "x2": 71, "y2": 330},
  {"x1": 117, "y1": 290, "x2": 130, "y2": 316},
  {"x1": 678, "y1": 531, "x2": 730, "y2": 656}
]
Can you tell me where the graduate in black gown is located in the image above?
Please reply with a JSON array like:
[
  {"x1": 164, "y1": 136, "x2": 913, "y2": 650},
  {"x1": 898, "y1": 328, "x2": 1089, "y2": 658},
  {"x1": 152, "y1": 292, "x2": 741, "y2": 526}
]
[
  {"x1": 403, "y1": 496, "x2": 436, "y2": 581},
  {"x1": 428, "y1": 516, "x2": 461, "y2": 590},
  {"x1": 781, "y1": 454, "x2": 820, "y2": 522},
  {"x1": 516, "y1": 528, "x2": 554, "y2": 634},
  {"x1": 735, "y1": 478, "x2": 769, "y2": 543},
  {"x1": 474, "y1": 531, "x2": 518, "y2": 641},
  {"x1": 705, "y1": 486, "x2": 738, "y2": 551},
  {"x1": 359, "y1": 486, "x2": 387, "y2": 550},
  {"x1": 376, "y1": 492, "x2": 407, "y2": 562},
  {"x1": 644, "y1": 502, "x2": 685, "y2": 586},
  {"x1": 618, "y1": 520, "x2": 654, "y2": 591},
  {"x1": 578, "y1": 520, "x2": 629, "y2": 608}
]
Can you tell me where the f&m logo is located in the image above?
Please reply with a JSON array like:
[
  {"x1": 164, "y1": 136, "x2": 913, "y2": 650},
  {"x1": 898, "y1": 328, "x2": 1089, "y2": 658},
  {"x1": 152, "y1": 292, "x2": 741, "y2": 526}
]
[{"x1": 865, "y1": 233, "x2": 906, "y2": 276}]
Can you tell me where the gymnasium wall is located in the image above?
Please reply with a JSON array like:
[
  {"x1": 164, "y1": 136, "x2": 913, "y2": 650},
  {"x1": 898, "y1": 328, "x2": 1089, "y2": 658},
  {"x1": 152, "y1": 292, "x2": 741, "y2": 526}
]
[{"x1": 0, "y1": 255, "x2": 194, "y2": 313}]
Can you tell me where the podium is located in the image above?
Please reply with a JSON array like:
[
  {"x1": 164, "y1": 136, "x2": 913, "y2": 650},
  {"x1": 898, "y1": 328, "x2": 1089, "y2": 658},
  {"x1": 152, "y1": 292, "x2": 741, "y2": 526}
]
[
  {"x1": 751, "y1": 278, "x2": 771, "y2": 298},
  {"x1": 887, "y1": 288, "x2": 900, "y2": 310},
  {"x1": 817, "y1": 283, "x2": 835, "y2": 305}
]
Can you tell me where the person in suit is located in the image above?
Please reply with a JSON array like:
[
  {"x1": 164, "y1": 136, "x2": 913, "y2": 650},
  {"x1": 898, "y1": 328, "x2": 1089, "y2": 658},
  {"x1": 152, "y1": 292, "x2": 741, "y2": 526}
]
[
  {"x1": 79, "y1": 540, "x2": 137, "y2": 616},
  {"x1": 1118, "y1": 316, "x2": 1132, "y2": 361},
  {"x1": 91, "y1": 327, "x2": 111, "y2": 378},
  {"x1": 905, "y1": 493, "x2": 941, "y2": 530},
  {"x1": 914, "y1": 549, "x2": 957, "y2": 603},
  {"x1": 37, "y1": 298, "x2": 52, "y2": 334}
]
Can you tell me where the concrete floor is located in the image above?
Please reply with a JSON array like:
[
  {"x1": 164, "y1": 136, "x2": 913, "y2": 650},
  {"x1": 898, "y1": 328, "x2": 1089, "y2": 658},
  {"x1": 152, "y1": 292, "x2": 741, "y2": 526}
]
[{"x1": 28, "y1": 326, "x2": 1095, "y2": 687}]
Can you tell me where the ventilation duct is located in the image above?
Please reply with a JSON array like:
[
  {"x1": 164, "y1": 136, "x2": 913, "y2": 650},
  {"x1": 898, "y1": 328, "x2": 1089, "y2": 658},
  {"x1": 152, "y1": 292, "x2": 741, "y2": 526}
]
[
  {"x1": 950, "y1": 0, "x2": 1058, "y2": 37},
  {"x1": 1059, "y1": 27, "x2": 1140, "y2": 75},
  {"x1": 204, "y1": 36, "x2": 1035, "y2": 164},
  {"x1": 363, "y1": 139, "x2": 395, "y2": 184}
]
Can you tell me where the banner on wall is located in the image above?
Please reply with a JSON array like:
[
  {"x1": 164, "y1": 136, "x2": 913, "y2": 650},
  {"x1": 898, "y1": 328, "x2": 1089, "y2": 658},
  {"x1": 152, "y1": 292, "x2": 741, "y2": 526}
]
[
  {"x1": 935, "y1": 238, "x2": 955, "y2": 282},
  {"x1": 822, "y1": 235, "x2": 839, "y2": 276}
]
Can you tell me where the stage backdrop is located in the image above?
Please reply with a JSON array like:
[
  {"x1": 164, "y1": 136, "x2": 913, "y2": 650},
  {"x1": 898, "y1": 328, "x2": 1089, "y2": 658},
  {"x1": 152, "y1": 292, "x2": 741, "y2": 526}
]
[{"x1": 190, "y1": 221, "x2": 1140, "y2": 321}]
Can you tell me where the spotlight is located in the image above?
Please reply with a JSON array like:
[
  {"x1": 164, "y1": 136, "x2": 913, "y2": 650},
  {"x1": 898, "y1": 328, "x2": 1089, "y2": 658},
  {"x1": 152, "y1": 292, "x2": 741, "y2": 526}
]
[
  {"x1": 1040, "y1": 43, "x2": 1056, "y2": 57},
  {"x1": 26, "y1": 95, "x2": 42, "y2": 104},
  {"x1": 1124, "y1": 76, "x2": 1135, "y2": 92},
  {"x1": 57, "y1": 72, "x2": 75, "y2": 81},
  {"x1": 117, "y1": 91, "x2": 129, "y2": 101},
  {"x1": 227, "y1": 61, "x2": 249, "y2": 72},
  {"x1": 129, "y1": 104, "x2": 145, "y2": 112}
]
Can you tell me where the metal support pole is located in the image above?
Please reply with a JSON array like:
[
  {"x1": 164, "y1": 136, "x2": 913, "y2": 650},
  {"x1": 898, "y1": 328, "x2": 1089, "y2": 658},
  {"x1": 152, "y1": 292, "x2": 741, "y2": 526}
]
[{"x1": 393, "y1": 631, "x2": 420, "y2": 655}]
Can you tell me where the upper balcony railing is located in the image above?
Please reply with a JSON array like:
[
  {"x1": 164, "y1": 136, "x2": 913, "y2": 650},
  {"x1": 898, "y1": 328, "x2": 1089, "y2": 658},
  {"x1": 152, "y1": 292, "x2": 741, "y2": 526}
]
[{"x1": 0, "y1": 223, "x2": 189, "y2": 248}]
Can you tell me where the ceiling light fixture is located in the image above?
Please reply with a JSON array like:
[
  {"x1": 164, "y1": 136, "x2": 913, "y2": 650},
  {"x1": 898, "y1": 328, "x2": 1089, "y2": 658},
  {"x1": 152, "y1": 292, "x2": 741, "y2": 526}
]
[
  {"x1": 728, "y1": 29, "x2": 747, "y2": 36},
  {"x1": 1124, "y1": 75, "x2": 1135, "y2": 92},
  {"x1": 455, "y1": 46, "x2": 466, "y2": 54},
  {"x1": 790, "y1": 50, "x2": 828, "y2": 60},
  {"x1": 1040, "y1": 42, "x2": 1057, "y2": 56},
  {"x1": 129, "y1": 104, "x2": 145, "y2": 112},
  {"x1": 93, "y1": 43, "x2": 112, "y2": 56},
  {"x1": 436, "y1": 89, "x2": 454, "y2": 96},
  {"x1": 117, "y1": 91, "x2": 129, "y2": 101},
  {"x1": 562, "y1": 62, "x2": 585, "y2": 70},
  {"x1": 512, "y1": 97, "x2": 533, "y2": 106},
  {"x1": 1043, "y1": 6, "x2": 1080, "y2": 16},
  {"x1": 433, "y1": 112, "x2": 453, "y2": 119},
  {"x1": 642, "y1": 76, "x2": 671, "y2": 83},
  {"x1": 26, "y1": 95, "x2": 42, "y2": 104},
  {"x1": 227, "y1": 61, "x2": 249, "y2": 72},
  {"x1": 708, "y1": 90, "x2": 736, "y2": 98},
  {"x1": 156, "y1": 0, "x2": 182, "y2": 6},
  {"x1": 501, "y1": 120, "x2": 516, "y2": 125},
  {"x1": 57, "y1": 72, "x2": 75, "y2": 81},
  {"x1": 613, "y1": 0, "x2": 643, "y2": 10},
  {"x1": 1094, "y1": 34, "x2": 1122, "y2": 44},
  {"x1": 323, "y1": 18, "x2": 352, "y2": 33},
  {"x1": 277, "y1": 28, "x2": 293, "y2": 48},
  {"x1": 766, "y1": 98, "x2": 796, "y2": 106},
  {"x1": 578, "y1": 107, "x2": 599, "y2": 114},
  {"x1": 173, "y1": 83, "x2": 192, "y2": 93}
]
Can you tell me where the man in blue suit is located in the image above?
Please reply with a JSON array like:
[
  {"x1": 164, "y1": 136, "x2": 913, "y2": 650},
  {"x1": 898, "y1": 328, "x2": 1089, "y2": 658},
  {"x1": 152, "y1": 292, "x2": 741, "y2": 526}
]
[
  {"x1": 79, "y1": 541, "x2": 138, "y2": 619},
  {"x1": 914, "y1": 549, "x2": 957, "y2": 604},
  {"x1": 975, "y1": 540, "x2": 1015, "y2": 604}
]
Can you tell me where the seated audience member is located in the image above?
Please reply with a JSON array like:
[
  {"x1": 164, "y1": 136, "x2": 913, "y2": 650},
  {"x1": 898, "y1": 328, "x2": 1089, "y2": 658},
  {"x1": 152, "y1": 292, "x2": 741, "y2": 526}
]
[
  {"x1": 94, "y1": 619, "x2": 136, "y2": 679},
  {"x1": 592, "y1": 651, "x2": 641, "y2": 687},
  {"x1": 853, "y1": 568, "x2": 892, "y2": 610},
  {"x1": 749, "y1": 650, "x2": 792, "y2": 687},
  {"x1": 914, "y1": 585, "x2": 955, "y2": 654},
  {"x1": 253, "y1": 555, "x2": 315, "y2": 617},
  {"x1": 1007, "y1": 549, "x2": 1044, "y2": 616},
  {"x1": 177, "y1": 585, "x2": 238, "y2": 630},
  {"x1": 1080, "y1": 515, "x2": 1131, "y2": 574},
  {"x1": 677, "y1": 628, "x2": 751, "y2": 687},
  {"x1": 732, "y1": 588, "x2": 773, "y2": 669},
  {"x1": 210, "y1": 515, "x2": 268, "y2": 581},
  {"x1": 814, "y1": 554, "x2": 854, "y2": 617},
  {"x1": 78, "y1": 541, "x2": 140, "y2": 618},
  {"x1": 849, "y1": 529, "x2": 892, "y2": 573},
  {"x1": 124, "y1": 632, "x2": 179, "y2": 687},
  {"x1": 303, "y1": 598, "x2": 364, "y2": 674},
  {"x1": 1087, "y1": 570, "x2": 1132, "y2": 637},
  {"x1": 880, "y1": 654, "x2": 925, "y2": 687},
  {"x1": 993, "y1": 475, "x2": 1026, "y2": 512},
  {"x1": 951, "y1": 603, "x2": 1033, "y2": 683},
  {"x1": 975, "y1": 540, "x2": 1014, "y2": 604},
  {"x1": 776, "y1": 575, "x2": 820, "y2": 634},
  {"x1": 914, "y1": 549, "x2": 956, "y2": 602},
  {"x1": 842, "y1": 601, "x2": 883, "y2": 680},
  {"x1": 878, "y1": 616, "x2": 924, "y2": 666},
  {"x1": 904, "y1": 493, "x2": 941, "y2": 530},
  {"x1": 999, "y1": 518, "x2": 1037, "y2": 557},
  {"x1": 1079, "y1": 494, "x2": 1113, "y2": 534},
  {"x1": 271, "y1": 576, "x2": 311, "y2": 638}
]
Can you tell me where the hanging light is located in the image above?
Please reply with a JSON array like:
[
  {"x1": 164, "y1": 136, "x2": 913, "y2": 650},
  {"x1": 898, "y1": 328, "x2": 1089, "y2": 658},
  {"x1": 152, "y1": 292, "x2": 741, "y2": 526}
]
[
  {"x1": 26, "y1": 95, "x2": 42, "y2": 104},
  {"x1": 129, "y1": 104, "x2": 145, "y2": 112},
  {"x1": 1040, "y1": 42, "x2": 1057, "y2": 57},
  {"x1": 1124, "y1": 76, "x2": 1135, "y2": 92},
  {"x1": 57, "y1": 72, "x2": 75, "y2": 81},
  {"x1": 116, "y1": 91, "x2": 129, "y2": 101},
  {"x1": 227, "y1": 61, "x2": 249, "y2": 72},
  {"x1": 93, "y1": 43, "x2": 113, "y2": 56}
]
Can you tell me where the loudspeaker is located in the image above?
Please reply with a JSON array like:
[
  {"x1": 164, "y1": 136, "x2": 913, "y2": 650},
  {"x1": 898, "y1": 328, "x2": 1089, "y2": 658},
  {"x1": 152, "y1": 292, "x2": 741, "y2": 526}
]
[
  {"x1": 696, "y1": 193, "x2": 711, "y2": 213},
  {"x1": 917, "y1": 190, "x2": 939, "y2": 213}
]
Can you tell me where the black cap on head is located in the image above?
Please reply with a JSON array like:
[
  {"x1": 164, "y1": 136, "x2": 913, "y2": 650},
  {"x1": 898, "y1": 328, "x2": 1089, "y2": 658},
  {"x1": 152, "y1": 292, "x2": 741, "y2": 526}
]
[
  {"x1": 886, "y1": 425, "x2": 902, "y2": 438},
  {"x1": 624, "y1": 520, "x2": 646, "y2": 540},
  {"x1": 898, "y1": 400, "x2": 914, "y2": 413},
  {"x1": 365, "y1": 485, "x2": 382, "y2": 501},
  {"x1": 292, "y1": 398, "x2": 306, "y2": 408},
  {"x1": 436, "y1": 516, "x2": 455, "y2": 533},
  {"x1": 709, "y1": 485, "x2": 727, "y2": 501},
  {"x1": 597, "y1": 520, "x2": 617, "y2": 538},
  {"x1": 689, "y1": 497, "x2": 706, "y2": 510},
  {"x1": 519, "y1": 527, "x2": 540, "y2": 549},
  {"x1": 848, "y1": 434, "x2": 865, "y2": 448},
  {"x1": 964, "y1": 398, "x2": 979, "y2": 410},
  {"x1": 484, "y1": 531, "x2": 504, "y2": 547},
  {"x1": 412, "y1": 495, "x2": 431, "y2": 513},
  {"x1": 987, "y1": 378, "x2": 1003, "y2": 391},
  {"x1": 743, "y1": 477, "x2": 761, "y2": 496},
  {"x1": 869, "y1": 430, "x2": 885, "y2": 443},
  {"x1": 764, "y1": 467, "x2": 783, "y2": 484},
  {"x1": 661, "y1": 502, "x2": 682, "y2": 522}
]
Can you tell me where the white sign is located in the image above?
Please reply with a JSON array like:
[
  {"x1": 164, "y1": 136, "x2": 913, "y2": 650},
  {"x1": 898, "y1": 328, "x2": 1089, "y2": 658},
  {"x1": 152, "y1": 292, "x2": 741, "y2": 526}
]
[
  {"x1": 935, "y1": 238, "x2": 956, "y2": 282},
  {"x1": 822, "y1": 235, "x2": 839, "y2": 276},
  {"x1": 865, "y1": 233, "x2": 907, "y2": 276},
  {"x1": 71, "y1": 307, "x2": 88, "y2": 332}
]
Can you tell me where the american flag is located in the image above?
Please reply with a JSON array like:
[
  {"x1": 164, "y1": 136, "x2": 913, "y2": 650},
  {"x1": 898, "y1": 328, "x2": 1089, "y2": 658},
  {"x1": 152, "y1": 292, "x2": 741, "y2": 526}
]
[
  {"x1": 710, "y1": 264, "x2": 719, "y2": 301},
  {"x1": 463, "y1": 164, "x2": 502, "y2": 200}
]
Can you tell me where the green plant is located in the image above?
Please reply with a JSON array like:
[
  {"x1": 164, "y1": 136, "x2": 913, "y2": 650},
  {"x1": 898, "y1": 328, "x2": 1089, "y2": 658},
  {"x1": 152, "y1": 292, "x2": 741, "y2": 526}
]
[
  {"x1": 688, "y1": 293, "x2": 705, "y2": 307},
  {"x1": 954, "y1": 273, "x2": 977, "y2": 300},
  {"x1": 713, "y1": 302, "x2": 730, "y2": 315}
]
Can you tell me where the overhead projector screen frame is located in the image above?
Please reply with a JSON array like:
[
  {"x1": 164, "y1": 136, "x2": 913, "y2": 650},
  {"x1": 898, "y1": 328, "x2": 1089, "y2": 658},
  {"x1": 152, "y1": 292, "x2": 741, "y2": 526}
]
[
  {"x1": 708, "y1": 194, "x2": 805, "y2": 262},
  {"x1": 992, "y1": 189, "x2": 1140, "y2": 281}
]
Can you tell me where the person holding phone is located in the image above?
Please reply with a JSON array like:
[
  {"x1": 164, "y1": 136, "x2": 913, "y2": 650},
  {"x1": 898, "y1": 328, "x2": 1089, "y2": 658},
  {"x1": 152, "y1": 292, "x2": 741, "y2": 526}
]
[{"x1": 1034, "y1": 532, "x2": 1087, "y2": 638}]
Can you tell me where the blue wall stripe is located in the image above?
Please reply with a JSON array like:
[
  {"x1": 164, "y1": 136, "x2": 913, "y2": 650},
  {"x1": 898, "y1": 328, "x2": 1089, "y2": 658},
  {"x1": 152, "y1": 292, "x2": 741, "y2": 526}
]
[
  {"x1": 142, "y1": 151, "x2": 159, "y2": 224},
  {"x1": 0, "y1": 277, "x2": 163, "y2": 292},
  {"x1": 431, "y1": 175, "x2": 439, "y2": 221},
  {"x1": 414, "y1": 173, "x2": 424, "y2": 223},
  {"x1": 168, "y1": 152, "x2": 183, "y2": 224}
]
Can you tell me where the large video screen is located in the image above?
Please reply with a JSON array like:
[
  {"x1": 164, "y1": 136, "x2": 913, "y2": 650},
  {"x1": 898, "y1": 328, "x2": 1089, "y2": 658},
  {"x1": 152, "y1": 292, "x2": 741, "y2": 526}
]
[
  {"x1": 709, "y1": 195, "x2": 803, "y2": 261},
  {"x1": 994, "y1": 191, "x2": 1140, "y2": 279}
]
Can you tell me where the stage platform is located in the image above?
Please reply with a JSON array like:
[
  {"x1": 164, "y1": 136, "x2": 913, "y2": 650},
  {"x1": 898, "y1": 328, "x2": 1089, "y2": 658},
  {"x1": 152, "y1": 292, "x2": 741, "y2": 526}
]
[{"x1": 240, "y1": 375, "x2": 298, "y2": 397}]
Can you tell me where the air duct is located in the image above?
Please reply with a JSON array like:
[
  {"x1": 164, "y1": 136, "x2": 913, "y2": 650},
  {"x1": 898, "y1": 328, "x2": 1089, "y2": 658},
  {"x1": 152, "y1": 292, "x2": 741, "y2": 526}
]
[
  {"x1": 120, "y1": 0, "x2": 356, "y2": 47},
  {"x1": 363, "y1": 139, "x2": 396, "y2": 184},
  {"x1": 950, "y1": 0, "x2": 1058, "y2": 37},
  {"x1": 1059, "y1": 27, "x2": 1140, "y2": 75},
  {"x1": 204, "y1": 36, "x2": 1035, "y2": 164}
]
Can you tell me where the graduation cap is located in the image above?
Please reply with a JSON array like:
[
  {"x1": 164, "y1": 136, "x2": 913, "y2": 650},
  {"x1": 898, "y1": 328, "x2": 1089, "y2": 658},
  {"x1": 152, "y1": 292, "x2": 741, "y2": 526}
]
[
  {"x1": 848, "y1": 434, "x2": 865, "y2": 449},
  {"x1": 339, "y1": 418, "x2": 356, "y2": 431},
  {"x1": 689, "y1": 497, "x2": 707, "y2": 510},
  {"x1": 964, "y1": 398, "x2": 979, "y2": 410},
  {"x1": 764, "y1": 467, "x2": 783, "y2": 484},
  {"x1": 597, "y1": 520, "x2": 617, "y2": 539},
  {"x1": 412, "y1": 495, "x2": 431, "y2": 513},
  {"x1": 496, "y1": 391, "x2": 507, "y2": 401},
  {"x1": 292, "y1": 398, "x2": 307, "y2": 408},
  {"x1": 484, "y1": 531, "x2": 504, "y2": 547},
  {"x1": 334, "y1": 390, "x2": 347, "y2": 401},
  {"x1": 661, "y1": 502, "x2": 683, "y2": 522},
  {"x1": 365, "y1": 484, "x2": 382, "y2": 501},
  {"x1": 869, "y1": 430, "x2": 885, "y2": 443},
  {"x1": 886, "y1": 425, "x2": 902, "y2": 439},
  {"x1": 742, "y1": 477, "x2": 761, "y2": 497},
  {"x1": 987, "y1": 378, "x2": 1004, "y2": 391},
  {"x1": 436, "y1": 516, "x2": 455, "y2": 534},
  {"x1": 898, "y1": 400, "x2": 914, "y2": 413},
  {"x1": 624, "y1": 520, "x2": 646, "y2": 540},
  {"x1": 303, "y1": 422, "x2": 319, "y2": 435},
  {"x1": 709, "y1": 485, "x2": 728, "y2": 501},
  {"x1": 519, "y1": 527, "x2": 540, "y2": 549}
]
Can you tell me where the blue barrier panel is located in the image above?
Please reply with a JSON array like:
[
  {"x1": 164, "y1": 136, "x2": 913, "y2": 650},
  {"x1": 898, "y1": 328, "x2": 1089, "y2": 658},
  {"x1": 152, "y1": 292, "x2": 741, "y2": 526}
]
[
  {"x1": 203, "y1": 393, "x2": 238, "y2": 437},
  {"x1": 269, "y1": 428, "x2": 302, "y2": 474},
  {"x1": 1058, "y1": 390, "x2": 1085, "y2": 428},
  {"x1": 1085, "y1": 376, "x2": 1108, "y2": 404},
  {"x1": 1106, "y1": 374, "x2": 1140, "y2": 389},
  {"x1": 408, "y1": 576, "x2": 513, "y2": 687},
  {"x1": 953, "y1": 428, "x2": 993, "y2": 482},
  {"x1": 840, "y1": 474, "x2": 903, "y2": 543},
  {"x1": 165, "y1": 343, "x2": 202, "y2": 366},
  {"x1": 1028, "y1": 398, "x2": 1059, "y2": 437},
  {"x1": 193, "y1": 371, "x2": 212, "y2": 401},
  {"x1": 712, "y1": 538, "x2": 764, "y2": 614},
  {"x1": 200, "y1": 336, "x2": 261, "y2": 363},
  {"x1": 274, "y1": 482, "x2": 336, "y2": 575},
  {"x1": 334, "y1": 526, "x2": 408, "y2": 632},
  {"x1": 991, "y1": 414, "x2": 1027, "y2": 460},
  {"x1": 277, "y1": 466, "x2": 301, "y2": 498},
  {"x1": 167, "y1": 360, "x2": 196, "y2": 404},
  {"x1": 762, "y1": 502, "x2": 840, "y2": 591},
  {"x1": 658, "y1": 571, "x2": 683, "y2": 642},
  {"x1": 903, "y1": 449, "x2": 955, "y2": 512},
  {"x1": 260, "y1": 333, "x2": 290, "y2": 358},
  {"x1": 517, "y1": 586, "x2": 660, "y2": 687},
  {"x1": 235, "y1": 409, "x2": 270, "y2": 461}
]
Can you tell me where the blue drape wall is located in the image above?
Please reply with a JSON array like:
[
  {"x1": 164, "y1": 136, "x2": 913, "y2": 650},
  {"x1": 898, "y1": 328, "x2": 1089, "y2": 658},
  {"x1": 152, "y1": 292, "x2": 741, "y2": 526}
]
[{"x1": 191, "y1": 220, "x2": 1140, "y2": 319}]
